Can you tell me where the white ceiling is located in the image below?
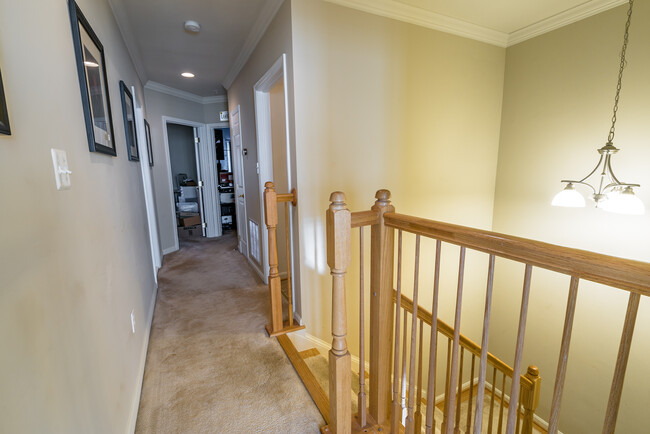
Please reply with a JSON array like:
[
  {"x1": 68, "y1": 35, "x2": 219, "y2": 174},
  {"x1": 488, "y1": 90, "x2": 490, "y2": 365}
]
[{"x1": 108, "y1": 0, "x2": 627, "y2": 97}]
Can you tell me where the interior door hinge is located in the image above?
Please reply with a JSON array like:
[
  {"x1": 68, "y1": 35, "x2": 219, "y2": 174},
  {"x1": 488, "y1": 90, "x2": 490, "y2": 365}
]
[
  {"x1": 198, "y1": 180, "x2": 204, "y2": 187},
  {"x1": 194, "y1": 137, "x2": 200, "y2": 144},
  {"x1": 202, "y1": 222, "x2": 207, "y2": 228}
]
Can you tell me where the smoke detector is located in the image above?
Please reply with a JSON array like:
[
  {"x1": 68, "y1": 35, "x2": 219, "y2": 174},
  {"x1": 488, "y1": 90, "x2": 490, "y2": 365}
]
[{"x1": 184, "y1": 20, "x2": 201, "y2": 33}]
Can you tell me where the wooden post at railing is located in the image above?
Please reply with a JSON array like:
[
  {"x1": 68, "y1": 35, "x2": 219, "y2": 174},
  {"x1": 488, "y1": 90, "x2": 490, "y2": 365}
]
[
  {"x1": 327, "y1": 192, "x2": 352, "y2": 434},
  {"x1": 369, "y1": 189, "x2": 395, "y2": 425},
  {"x1": 521, "y1": 366, "x2": 541, "y2": 434},
  {"x1": 264, "y1": 182, "x2": 283, "y2": 334}
]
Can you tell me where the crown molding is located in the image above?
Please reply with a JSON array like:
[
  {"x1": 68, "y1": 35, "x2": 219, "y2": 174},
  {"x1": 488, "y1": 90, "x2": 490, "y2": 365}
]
[
  {"x1": 222, "y1": 0, "x2": 285, "y2": 89},
  {"x1": 507, "y1": 0, "x2": 627, "y2": 46},
  {"x1": 144, "y1": 81, "x2": 228, "y2": 105},
  {"x1": 323, "y1": 0, "x2": 509, "y2": 47},
  {"x1": 322, "y1": 0, "x2": 627, "y2": 49},
  {"x1": 107, "y1": 0, "x2": 148, "y2": 84}
]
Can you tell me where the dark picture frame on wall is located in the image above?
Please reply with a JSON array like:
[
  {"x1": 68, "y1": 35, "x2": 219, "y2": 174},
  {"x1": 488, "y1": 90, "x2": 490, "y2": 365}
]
[
  {"x1": 0, "y1": 68, "x2": 10, "y2": 136},
  {"x1": 119, "y1": 81, "x2": 139, "y2": 161},
  {"x1": 144, "y1": 120, "x2": 154, "y2": 166},
  {"x1": 68, "y1": 0, "x2": 116, "y2": 155}
]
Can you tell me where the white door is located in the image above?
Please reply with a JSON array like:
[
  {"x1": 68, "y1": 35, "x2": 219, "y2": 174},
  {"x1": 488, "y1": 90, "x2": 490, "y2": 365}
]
[{"x1": 231, "y1": 106, "x2": 248, "y2": 256}]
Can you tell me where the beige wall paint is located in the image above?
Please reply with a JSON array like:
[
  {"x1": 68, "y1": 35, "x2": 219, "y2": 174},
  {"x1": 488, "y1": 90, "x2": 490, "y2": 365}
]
[
  {"x1": 492, "y1": 4, "x2": 650, "y2": 432},
  {"x1": 144, "y1": 88, "x2": 227, "y2": 253},
  {"x1": 270, "y1": 79, "x2": 289, "y2": 272},
  {"x1": 291, "y1": 0, "x2": 506, "y2": 356},
  {"x1": 0, "y1": 0, "x2": 156, "y2": 432},
  {"x1": 227, "y1": 0, "x2": 303, "y2": 305}
]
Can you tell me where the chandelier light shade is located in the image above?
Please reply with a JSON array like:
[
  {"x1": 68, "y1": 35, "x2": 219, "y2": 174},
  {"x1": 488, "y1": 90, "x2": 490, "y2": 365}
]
[{"x1": 552, "y1": 0, "x2": 644, "y2": 215}]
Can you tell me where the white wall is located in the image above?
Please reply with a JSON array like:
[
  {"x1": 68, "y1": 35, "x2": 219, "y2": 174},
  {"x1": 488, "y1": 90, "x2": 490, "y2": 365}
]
[
  {"x1": 492, "y1": 4, "x2": 650, "y2": 432},
  {"x1": 0, "y1": 0, "x2": 156, "y2": 432},
  {"x1": 144, "y1": 88, "x2": 227, "y2": 253}
]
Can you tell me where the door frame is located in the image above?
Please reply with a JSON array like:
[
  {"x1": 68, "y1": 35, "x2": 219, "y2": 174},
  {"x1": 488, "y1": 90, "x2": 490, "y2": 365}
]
[
  {"x1": 253, "y1": 53, "x2": 294, "y2": 288},
  {"x1": 161, "y1": 116, "x2": 219, "y2": 252},
  {"x1": 132, "y1": 87, "x2": 162, "y2": 280},
  {"x1": 228, "y1": 106, "x2": 249, "y2": 260}
]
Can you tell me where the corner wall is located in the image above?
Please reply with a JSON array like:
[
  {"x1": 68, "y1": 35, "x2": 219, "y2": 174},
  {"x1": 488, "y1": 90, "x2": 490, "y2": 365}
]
[
  {"x1": 492, "y1": 3, "x2": 650, "y2": 432},
  {"x1": 0, "y1": 0, "x2": 157, "y2": 432}
]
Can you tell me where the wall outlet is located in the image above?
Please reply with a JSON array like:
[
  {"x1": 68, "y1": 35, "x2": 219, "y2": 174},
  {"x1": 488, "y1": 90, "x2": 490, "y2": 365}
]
[{"x1": 130, "y1": 310, "x2": 135, "y2": 334}]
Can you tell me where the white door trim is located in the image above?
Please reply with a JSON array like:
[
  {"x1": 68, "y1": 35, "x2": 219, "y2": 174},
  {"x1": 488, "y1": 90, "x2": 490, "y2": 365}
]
[
  {"x1": 161, "y1": 116, "x2": 217, "y2": 252},
  {"x1": 133, "y1": 88, "x2": 162, "y2": 280},
  {"x1": 253, "y1": 53, "x2": 295, "y2": 290}
]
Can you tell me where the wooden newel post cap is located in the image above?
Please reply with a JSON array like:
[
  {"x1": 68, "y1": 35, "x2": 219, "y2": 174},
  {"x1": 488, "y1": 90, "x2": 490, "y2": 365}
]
[
  {"x1": 375, "y1": 189, "x2": 391, "y2": 201},
  {"x1": 265, "y1": 181, "x2": 275, "y2": 190},
  {"x1": 330, "y1": 191, "x2": 346, "y2": 204},
  {"x1": 526, "y1": 365, "x2": 539, "y2": 377}
]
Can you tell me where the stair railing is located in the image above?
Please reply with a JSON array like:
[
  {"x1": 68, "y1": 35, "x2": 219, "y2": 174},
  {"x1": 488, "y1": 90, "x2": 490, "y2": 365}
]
[
  {"x1": 263, "y1": 181, "x2": 304, "y2": 337},
  {"x1": 325, "y1": 188, "x2": 650, "y2": 434}
]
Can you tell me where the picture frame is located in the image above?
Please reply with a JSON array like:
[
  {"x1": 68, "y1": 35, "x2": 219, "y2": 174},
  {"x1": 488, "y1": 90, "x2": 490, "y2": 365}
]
[
  {"x1": 0, "y1": 68, "x2": 10, "y2": 136},
  {"x1": 119, "y1": 81, "x2": 139, "y2": 161},
  {"x1": 145, "y1": 120, "x2": 154, "y2": 166},
  {"x1": 68, "y1": 0, "x2": 116, "y2": 155}
]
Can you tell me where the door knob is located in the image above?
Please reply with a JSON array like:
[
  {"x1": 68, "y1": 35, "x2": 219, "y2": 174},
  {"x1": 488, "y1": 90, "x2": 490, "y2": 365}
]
[{"x1": 239, "y1": 194, "x2": 244, "y2": 198}]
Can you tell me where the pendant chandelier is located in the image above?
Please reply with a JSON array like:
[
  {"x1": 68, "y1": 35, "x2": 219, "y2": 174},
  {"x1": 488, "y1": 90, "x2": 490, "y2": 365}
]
[{"x1": 552, "y1": 0, "x2": 644, "y2": 215}]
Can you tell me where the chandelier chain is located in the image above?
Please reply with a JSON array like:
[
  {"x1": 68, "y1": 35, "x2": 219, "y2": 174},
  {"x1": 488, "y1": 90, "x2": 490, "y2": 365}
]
[{"x1": 608, "y1": 0, "x2": 634, "y2": 144}]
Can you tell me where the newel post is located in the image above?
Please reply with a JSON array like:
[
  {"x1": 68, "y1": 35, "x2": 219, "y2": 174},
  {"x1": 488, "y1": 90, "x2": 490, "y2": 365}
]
[
  {"x1": 369, "y1": 189, "x2": 395, "y2": 425},
  {"x1": 327, "y1": 192, "x2": 352, "y2": 434},
  {"x1": 264, "y1": 182, "x2": 283, "y2": 334},
  {"x1": 521, "y1": 366, "x2": 541, "y2": 434}
]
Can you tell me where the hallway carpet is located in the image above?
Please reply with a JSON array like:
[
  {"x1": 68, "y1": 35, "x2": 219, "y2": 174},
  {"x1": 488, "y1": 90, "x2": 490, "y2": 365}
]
[{"x1": 135, "y1": 233, "x2": 324, "y2": 433}]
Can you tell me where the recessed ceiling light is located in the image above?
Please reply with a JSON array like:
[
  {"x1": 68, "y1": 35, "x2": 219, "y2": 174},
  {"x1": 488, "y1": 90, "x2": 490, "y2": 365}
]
[
  {"x1": 184, "y1": 20, "x2": 201, "y2": 33},
  {"x1": 181, "y1": 72, "x2": 195, "y2": 78}
]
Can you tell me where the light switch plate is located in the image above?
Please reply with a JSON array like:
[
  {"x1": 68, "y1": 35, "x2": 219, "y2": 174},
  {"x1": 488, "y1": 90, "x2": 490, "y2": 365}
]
[{"x1": 51, "y1": 148, "x2": 71, "y2": 190}]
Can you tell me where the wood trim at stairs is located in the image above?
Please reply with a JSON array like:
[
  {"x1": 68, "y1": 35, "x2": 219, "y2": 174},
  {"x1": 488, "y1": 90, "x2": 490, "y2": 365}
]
[{"x1": 276, "y1": 334, "x2": 330, "y2": 424}]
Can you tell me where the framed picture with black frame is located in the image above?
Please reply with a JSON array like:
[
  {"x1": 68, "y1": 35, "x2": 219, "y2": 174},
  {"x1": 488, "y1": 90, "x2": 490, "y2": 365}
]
[
  {"x1": 119, "y1": 81, "x2": 139, "y2": 161},
  {"x1": 68, "y1": 0, "x2": 116, "y2": 155},
  {"x1": 0, "y1": 68, "x2": 10, "y2": 136},
  {"x1": 144, "y1": 120, "x2": 154, "y2": 166}
]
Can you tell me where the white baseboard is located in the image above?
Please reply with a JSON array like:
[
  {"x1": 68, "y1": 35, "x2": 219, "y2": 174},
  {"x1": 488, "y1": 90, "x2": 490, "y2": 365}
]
[
  {"x1": 162, "y1": 245, "x2": 177, "y2": 255},
  {"x1": 126, "y1": 284, "x2": 158, "y2": 433},
  {"x1": 248, "y1": 256, "x2": 266, "y2": 282}
]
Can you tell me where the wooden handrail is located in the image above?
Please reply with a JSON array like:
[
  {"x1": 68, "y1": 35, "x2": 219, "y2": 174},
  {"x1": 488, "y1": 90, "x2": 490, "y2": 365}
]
[
  {"x1": 384, "y1": 212, "x2": 650, "y2": 296},
  {"x1": 351, "y1": 210, "x2": 379, "y2": 228},
  {"x1": 394, "y1": 291, "x2": 533, "y2": 389}
]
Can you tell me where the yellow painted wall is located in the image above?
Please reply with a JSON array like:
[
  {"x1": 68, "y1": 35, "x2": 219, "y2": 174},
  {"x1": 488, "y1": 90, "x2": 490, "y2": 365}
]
[
  {"x1": 291, "y1": 0, "x2": 506, "y2": 359},
  {"x1": 492, "y1": 3, "x2": 650, "y2": 432},
  {"x1": 0, "y1": 0, "x2": 156, "y2": 432}
]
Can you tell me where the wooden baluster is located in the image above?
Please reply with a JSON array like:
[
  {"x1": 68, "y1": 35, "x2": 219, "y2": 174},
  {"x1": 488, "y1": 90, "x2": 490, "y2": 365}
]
[
  {"x1": 506, "y1": 264, "x2": 533, "y2": 434},
  {"x1": 466, "y1": 354, "x2": 475, "y2": 433},
  {"x1": 370, "y1": 189, "x2": 395, "y2": 425},
  {"x1": 521, "y1": 366, "x2": 541, "y2": 434},
  {"x1": 263, "y1": 182, "x2": 283, "y2": 334},
  {"x1": 487, "y1": 366, "x2": 496, "y2": 433},
  {"x1": 284, "y1": 201, "x2": 294, "y2": 326},
  {"x1": 602, "y1": 292, "x2": 641, "y2": 434},
  {"x1": 442, "y1": 338, "x2": 452, "y2": 433},
  {"x1": 454, "y1": 348, "x2": 464, "y2": 434},
  {"x1": 444, "y1": 247, "x2": 466, "y2": 434},
  {"x1": 401, "y1": 310, "x2": 409, "y2": 424},
  {"x1": 391, "y1": 230, "x2": 404, "y2": 434},
  {"x1": 497, "y1": 372, "x2": 506, "y2": 433},
  {"x1": 548, "y1": 276, "x2": 579, "y2": 433},
  {"x1": 425, "y1": 240, "x2": 442, "y2": 434},
  {"x1": 406, "y1": 236, "x2": 422, "y2": 434},
  {"x1": 474, "y1": 254, "x2": 496, "y2": 434},
  {"x1": 415, "y1": 318, "x2": 424, "y2": 434},
  {"x1": 327, "y1": 192, "x2": 352, "y2": 434},
  {"x1": 358, "y1": 226, "x2": 366, "y2": 427}
]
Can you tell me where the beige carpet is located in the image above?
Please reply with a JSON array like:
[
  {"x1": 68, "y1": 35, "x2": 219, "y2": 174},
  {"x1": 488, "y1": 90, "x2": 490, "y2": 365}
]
[{"x1": 135, "y1": 233, "x2": 324, "y2": 433}]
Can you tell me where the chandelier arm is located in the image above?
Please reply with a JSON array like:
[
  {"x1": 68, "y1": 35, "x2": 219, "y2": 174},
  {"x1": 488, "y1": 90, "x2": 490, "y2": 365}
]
[
  {"x1": 606, "y1": 154, "x2": 623, "y2": 185},
  {"x1": 560, "y1": 180, "x2": 597, "y2": 195},
  {"x1": 575, "y1": 154, "x2": 605, "y2": 184}
]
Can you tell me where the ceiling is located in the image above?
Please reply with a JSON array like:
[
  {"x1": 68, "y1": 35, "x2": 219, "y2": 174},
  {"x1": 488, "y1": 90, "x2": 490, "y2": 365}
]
[{"x1": 108, "y1": 0, "x2": 626, "y2": 97}]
